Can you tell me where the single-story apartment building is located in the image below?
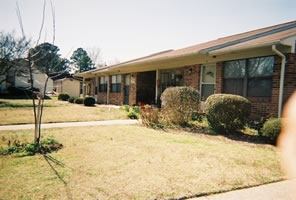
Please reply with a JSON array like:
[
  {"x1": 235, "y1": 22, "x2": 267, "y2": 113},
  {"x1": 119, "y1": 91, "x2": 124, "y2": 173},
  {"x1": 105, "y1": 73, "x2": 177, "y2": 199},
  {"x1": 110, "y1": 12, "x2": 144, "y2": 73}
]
[{"x1": 76, "y1": 20, "x2": 296, "y2": 120}]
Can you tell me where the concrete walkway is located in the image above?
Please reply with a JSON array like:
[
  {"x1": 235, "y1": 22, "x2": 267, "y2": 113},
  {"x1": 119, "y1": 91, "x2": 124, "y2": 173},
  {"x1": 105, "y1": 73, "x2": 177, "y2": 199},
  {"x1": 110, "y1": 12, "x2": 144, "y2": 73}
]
[
  {"x1": 0, "y1": 119, "x2": 139, "y2": 130},
  {"x1": 190, "y1": 180, "x2": 295, "y2": 200}
]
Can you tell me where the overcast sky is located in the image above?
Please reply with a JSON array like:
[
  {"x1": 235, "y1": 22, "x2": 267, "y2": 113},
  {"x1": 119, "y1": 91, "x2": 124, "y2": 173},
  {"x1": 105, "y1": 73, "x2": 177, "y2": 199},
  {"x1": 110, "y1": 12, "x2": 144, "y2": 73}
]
[{"x1": 0, "y1": 0, "x2": 295, "y2": 65}]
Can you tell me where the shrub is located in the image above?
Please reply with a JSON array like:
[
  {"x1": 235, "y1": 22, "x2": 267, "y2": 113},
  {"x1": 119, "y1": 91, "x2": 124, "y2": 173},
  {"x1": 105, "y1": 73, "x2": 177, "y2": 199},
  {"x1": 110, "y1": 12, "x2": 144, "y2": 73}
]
[
  {"x1": 74, "y1": 97, "x2": 84, "y2": 104},
  {"x1": 84, "y1": 96, "x2": 96, "y2": 106},
  {"x1": 127, "y1": 111, "x2": 139, "y2": 119},
  {"x1": 205, "y1": 94, "x2": 251, "y2": 134},
  {"x1": 140, "y1": 105, "x2": 163, "y2": 128},
  {"x1": 68, "y1": 97, "x2": 75, "y2": 103},
  {"x1": 0, "y1": 137, "x2": 63, "y2": 156},
  {"x1": 123, "y1": 105, "x2": 130, "y2": 112},
  {"x1": 132, "y1": 106, "x2": 140, "y2": 114},
  {"x1": 160, "y1": 87, "x2": 200, "y2": 125},
  {"x1": 262, "y1": 118, "x2": 281, "y2": 142},
  {"x1": 58, "y1": 92, "x2": 70, "y2": 101}
]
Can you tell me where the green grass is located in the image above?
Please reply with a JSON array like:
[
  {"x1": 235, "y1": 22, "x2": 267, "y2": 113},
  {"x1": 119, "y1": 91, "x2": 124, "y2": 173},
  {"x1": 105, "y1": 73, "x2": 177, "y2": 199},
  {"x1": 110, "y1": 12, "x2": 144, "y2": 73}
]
[{"x1": 0, "y1": 125, "x2": 283, "y2": 199}]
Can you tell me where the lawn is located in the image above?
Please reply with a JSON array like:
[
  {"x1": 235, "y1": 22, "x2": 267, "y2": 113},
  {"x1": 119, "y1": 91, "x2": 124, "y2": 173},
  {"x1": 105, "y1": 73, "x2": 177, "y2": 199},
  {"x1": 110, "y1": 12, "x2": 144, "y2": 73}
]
[
  {"x1": 0, "y1": 98, "x2": 128, "y2": 125},
  {"x1": 0, "y1": 125, "x2": 283, "y2": 200}
]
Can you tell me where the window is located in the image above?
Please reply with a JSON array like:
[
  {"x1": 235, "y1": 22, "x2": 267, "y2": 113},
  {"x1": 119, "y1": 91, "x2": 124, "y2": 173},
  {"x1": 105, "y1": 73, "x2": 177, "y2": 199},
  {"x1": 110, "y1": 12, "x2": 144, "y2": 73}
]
[
  {"x1": 224, "y1": 56, "x2": 274, "y2": 97},
  {"x1": 99, "y1": 76, "x2": 107, "y2": 92},
  {"x1": 200, "y1": 64, "x2": 216, "y2": 100},
  {"x1": 111, "y1": 75, "x2": 121, "y2": 93}
]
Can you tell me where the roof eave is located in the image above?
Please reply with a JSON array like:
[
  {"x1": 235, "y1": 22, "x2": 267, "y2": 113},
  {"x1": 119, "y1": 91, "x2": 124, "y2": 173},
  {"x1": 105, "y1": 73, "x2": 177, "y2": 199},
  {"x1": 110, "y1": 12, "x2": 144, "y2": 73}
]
[{"x1": 208, "y1": 41, "x2": 281, "y2": 56}]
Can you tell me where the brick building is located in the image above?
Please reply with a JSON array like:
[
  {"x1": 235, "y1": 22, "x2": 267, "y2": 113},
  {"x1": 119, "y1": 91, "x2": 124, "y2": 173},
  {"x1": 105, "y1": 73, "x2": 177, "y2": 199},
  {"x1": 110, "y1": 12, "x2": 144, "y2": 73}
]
[{"x1": 76, "y1": 20, "x2": 296, "y2": 120}]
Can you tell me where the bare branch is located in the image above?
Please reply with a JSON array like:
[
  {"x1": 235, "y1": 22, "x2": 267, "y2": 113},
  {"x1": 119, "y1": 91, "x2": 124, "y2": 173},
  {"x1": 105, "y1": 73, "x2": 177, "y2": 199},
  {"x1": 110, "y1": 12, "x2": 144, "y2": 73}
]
[
  {"x1": 15, "y1": 1, "x2": 25, "y2": 38},
  {"x1": 50, "y1": 0, "x2": 56, "y2": 45},
  {"x1": 36, "y1": 0, "x2": 47, "y2": 45}
]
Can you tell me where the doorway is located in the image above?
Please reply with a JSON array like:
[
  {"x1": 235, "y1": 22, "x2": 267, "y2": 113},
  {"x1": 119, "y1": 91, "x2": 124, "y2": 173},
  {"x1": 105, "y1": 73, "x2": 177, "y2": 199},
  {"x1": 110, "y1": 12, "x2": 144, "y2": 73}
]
[
  {"x1": 200, "y1": 64, "x2": 216, "y2": 100},
  {"x1": 124, "y1": 74, "x2": 130, "y2": 104}
]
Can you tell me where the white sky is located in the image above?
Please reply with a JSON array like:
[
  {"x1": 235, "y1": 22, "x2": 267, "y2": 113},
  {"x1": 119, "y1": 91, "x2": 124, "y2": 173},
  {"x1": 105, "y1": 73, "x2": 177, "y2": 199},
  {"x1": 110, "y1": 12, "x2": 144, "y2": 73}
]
[{"x1": 0, "y1": 0, "x2": 295, "y2": 65}]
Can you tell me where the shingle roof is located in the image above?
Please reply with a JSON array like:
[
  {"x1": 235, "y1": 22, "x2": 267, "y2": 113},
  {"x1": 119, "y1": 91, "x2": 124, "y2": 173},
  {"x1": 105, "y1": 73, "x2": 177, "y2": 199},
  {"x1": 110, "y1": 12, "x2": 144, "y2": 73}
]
[{"x1": 77, "y1": 20, "x2": 296, "y2": 76}]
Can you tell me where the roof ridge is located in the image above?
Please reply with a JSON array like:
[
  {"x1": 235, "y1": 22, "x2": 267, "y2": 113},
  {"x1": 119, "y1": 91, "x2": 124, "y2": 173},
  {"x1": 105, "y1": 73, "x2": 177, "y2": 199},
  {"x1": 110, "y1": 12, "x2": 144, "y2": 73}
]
[{"x1": 201, "y1": 20, "x2": 296, "y2": 53}]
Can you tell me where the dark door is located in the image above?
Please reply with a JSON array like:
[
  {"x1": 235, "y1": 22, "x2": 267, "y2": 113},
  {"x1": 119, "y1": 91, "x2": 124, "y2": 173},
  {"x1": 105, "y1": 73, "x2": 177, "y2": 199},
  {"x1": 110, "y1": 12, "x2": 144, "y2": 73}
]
[{"x1": 124, "y1": 74, "x2": 130, "y2": 104}]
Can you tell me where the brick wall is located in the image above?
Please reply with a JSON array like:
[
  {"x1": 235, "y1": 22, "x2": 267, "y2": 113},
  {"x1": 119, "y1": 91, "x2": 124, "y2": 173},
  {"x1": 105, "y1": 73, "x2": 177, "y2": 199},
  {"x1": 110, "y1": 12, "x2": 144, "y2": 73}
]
[
  {"x1": 215, "y1": 62, "x2": 223, "y2": 93},
  {"x1": 97, "y1": 92, "x2": 107, "y2": 104},
  {"x1": 283, "y1": 53, "x2": 296, "y2": 104},
  {"x1": 129, "y1": 73, "x2": 137, "y2": 105},
  {"x1": 109, "y1": 75, "x2": 124, "y2": 105},
  {"x1": 184, "y1": 65, "x2": 200, "y2": 89}
]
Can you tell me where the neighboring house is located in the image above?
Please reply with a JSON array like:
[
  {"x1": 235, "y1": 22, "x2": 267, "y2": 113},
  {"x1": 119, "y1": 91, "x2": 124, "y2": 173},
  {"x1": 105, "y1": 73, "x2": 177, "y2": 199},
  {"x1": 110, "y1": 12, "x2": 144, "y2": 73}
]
[
  {"x1": 0, "y1": 71, "x2": 53, "y2": 95},
  {"x1": 76, "y1": 20, "x2": 296, "y2": 120},
  {"x1": 50, "y1": 71, "x2": 82, "y2": 98}
]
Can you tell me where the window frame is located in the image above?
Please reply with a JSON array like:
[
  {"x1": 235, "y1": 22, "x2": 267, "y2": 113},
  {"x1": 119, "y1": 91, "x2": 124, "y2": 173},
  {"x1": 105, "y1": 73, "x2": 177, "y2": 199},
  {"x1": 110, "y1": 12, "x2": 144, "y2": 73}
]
[
  {"x1": 99, "y1": 76, "x2": 107, "y2": 93},
  {"x1": 111, "y1": 75, "x2": 122, "y2": 93},
  {"x1": 223, "y1": 56, "x2": 274, "y2": 98}
]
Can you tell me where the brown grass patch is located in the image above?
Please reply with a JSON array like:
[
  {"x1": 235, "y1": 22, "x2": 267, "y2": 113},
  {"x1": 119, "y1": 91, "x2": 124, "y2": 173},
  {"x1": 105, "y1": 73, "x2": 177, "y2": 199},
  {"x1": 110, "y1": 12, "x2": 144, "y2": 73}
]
[
  {"x1": 0, "y1": 98, "x2": 128, "y2": 125},
  {"x1": 0, "y1": 125, "x2": 283, "y2": 199}
]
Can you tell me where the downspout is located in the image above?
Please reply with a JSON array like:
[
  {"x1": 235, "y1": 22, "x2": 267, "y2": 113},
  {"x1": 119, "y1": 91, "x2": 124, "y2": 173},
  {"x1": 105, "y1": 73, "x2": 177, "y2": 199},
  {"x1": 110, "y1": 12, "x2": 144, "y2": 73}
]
[
  {"x1": 106, "y1": 75, "x2": 110, "y2": 104},
  {"x1": 272, "y1": 45, "x2": 286, "y2": 118}
]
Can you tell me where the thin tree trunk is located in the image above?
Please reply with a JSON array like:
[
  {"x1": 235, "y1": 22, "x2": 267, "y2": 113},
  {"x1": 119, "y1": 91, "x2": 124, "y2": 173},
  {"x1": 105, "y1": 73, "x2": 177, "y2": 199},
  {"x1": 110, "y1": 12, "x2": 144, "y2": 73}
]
[
  {"x1": 36, "y1": 76, "x2": 49, "y2": 143},
  {"x1": 28, "y1": 54, "x2": 39, "y2": 144}
]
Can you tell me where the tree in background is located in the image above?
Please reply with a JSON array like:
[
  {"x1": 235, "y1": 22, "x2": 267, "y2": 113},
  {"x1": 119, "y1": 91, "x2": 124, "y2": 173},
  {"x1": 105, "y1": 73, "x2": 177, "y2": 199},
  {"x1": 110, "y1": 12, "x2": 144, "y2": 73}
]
[
  {"x1": 87, "y1": 47, "x2": 101, "y2": 67},
  {"x1": 71, "y1": 47, "x2": 94, "y2": 73},
  {"x1": 0, "y1": 32, "x2": 31, "y2": 84},
  {"x1": 29, "y1": 42, "x2": 69, "y2": 74}
]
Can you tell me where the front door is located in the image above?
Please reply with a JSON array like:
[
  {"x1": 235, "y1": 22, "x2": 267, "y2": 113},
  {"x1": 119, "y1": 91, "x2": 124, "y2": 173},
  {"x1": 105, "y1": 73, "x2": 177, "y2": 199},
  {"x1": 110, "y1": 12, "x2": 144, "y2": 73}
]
[
  {"x1": 200, "y1": 64, "x2": 216, "y2": 100},
  {"x1": 124, "y1": 74, "x2": 130, "y2": 104}
]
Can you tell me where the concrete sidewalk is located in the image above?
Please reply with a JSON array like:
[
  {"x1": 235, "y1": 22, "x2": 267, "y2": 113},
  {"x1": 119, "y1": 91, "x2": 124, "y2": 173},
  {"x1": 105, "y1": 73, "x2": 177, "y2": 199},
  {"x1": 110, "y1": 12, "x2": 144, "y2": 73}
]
[
  {"x1": 0, "y1": 119, "x2": 139, "y2": 131},
  {"x1": 191, "y1": 180, "x2": 295, "y2": 200}
]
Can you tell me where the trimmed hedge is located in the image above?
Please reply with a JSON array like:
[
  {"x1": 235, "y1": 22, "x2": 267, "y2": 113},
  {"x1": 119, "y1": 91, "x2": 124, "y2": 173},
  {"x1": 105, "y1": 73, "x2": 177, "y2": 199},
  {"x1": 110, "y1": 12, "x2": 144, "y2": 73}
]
[
  {"x1": 68, "y1": 97, "x2": 75, "y2": 103},
  {"x1": 262, "y1": 118, "x2": 281, "y2": 142},
  {"x1": 74, "y1": 97, "x2": 84, "y2": 104},
  {"x1": 205, "y1": 94, "x2": 251, "y2": 134},
  {"x1": 161, "y1": 87, "x2": 200, "y2": 125},
  {"x1": 58, "y1": 92, "x2": 70, "y2": 101},
  {"x1": 84, "y1": 96, "x2": 96, "y2": 106}
]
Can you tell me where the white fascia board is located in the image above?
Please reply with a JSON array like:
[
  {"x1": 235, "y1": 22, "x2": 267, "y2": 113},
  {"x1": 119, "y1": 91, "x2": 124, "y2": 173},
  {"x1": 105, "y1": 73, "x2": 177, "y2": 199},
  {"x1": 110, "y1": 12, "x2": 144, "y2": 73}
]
[
  {"x1": 281, "y1": 35, "x2": 296, "y2": 53},
  {"x1": 208, "y1": 41, "x2": 280, "y2": 56}
]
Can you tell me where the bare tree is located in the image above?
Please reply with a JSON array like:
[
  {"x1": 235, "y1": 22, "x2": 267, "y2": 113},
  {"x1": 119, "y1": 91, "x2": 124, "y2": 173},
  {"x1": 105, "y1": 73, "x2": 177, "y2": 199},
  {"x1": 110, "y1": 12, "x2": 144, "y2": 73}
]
[
  {"x1": 87, "y1": 47, "x2": 101, "y2": 67},
  {"x1": 0, "y1": 32, "x2": 31, "y2": 84},
  {"x1": 17, "y1": 0, "x2": 64, "y2": 145}
]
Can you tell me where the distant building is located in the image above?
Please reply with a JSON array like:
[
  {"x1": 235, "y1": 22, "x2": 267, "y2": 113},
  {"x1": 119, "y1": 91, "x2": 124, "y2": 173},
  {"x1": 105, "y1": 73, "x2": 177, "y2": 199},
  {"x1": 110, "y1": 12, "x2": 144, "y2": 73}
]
[{"x1": 50, "y1": 71, "x2": 82, "y2": 98}]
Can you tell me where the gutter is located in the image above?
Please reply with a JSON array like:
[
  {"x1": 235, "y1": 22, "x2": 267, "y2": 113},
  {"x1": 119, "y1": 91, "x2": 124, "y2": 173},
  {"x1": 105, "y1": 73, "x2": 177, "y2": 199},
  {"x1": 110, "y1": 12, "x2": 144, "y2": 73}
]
[
  {"x1": 272, "y1": 45, "x2": 286, "y2": 118},
  {"x1": 209, "y1": 41, "x2": 279, "y2": 56}
]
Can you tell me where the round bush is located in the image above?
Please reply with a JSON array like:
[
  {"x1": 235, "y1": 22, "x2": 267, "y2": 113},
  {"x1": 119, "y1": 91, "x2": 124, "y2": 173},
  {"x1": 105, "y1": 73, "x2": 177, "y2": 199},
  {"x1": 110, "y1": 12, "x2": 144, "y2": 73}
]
[
  {"x1": 58, "y1": 92, "x2": 70, "y2": 101},
  {"x1": 74, "y1": 97, "x2": 84, "y2": 104},
  {"x1": 161, "y1": 86, "x2": 200, "y2": 125},
  {"x1": 127, "y1": 111, "x2": 139, "y2": 119},
  {"x1": 262, "y1": 118, "x2": 281, "y2": 142},
  {"x1": 205, "y1": 94, "x2": 251, "y2": 134},
  {"x1": 68, "y1": 97, "x2": 75, "y2": 103},
  {"x1": 84, "y1": 96, "x2": 96, "y2": 106}
]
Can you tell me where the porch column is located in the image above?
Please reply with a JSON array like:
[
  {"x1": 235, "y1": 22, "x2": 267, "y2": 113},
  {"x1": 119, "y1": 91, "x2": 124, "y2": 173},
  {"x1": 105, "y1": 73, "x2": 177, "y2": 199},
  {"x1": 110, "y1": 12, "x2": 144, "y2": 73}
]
[
  {"x1": 155, "y1": 70, "x2": 160, "y2": 104},
  {"x1": 82, "y1": 78, "x2": 86, "y2": 97},
  {"x1": 106, "y1": 75, "x2": 110, "y2": 104}
]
